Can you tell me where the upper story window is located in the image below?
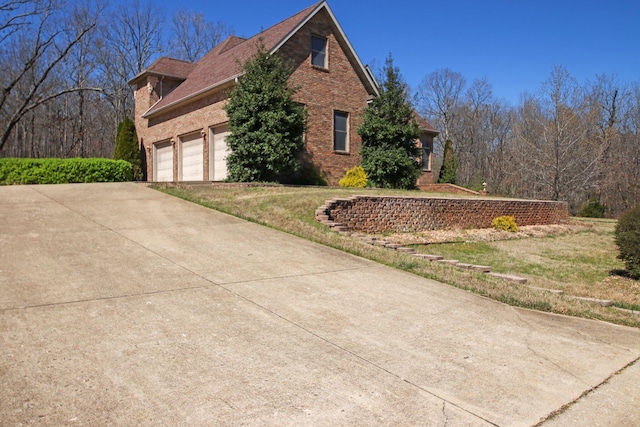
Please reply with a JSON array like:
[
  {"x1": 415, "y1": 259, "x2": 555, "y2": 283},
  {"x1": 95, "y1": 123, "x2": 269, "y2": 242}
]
[
  {"x1": 334, "y1": 110, "x2": 348, "y2": 152},
  {"x1": 311, "y1": 35, "x2": 327, "y2": 68},
  {"x1": 421, "y1": 140, "x2": 432, "y2": 171}
]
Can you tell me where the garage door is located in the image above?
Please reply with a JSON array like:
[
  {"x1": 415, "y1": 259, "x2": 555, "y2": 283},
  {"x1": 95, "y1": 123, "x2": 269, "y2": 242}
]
[
  {"x1": 211, "y1": 125, "x2": 230, "y2": 181},
  {"x1": 154, "y1": 142, "x2": 173, "y2": 182},
  {"x1": 180, "y1": 133, "x2": 204, "y2": 181}
]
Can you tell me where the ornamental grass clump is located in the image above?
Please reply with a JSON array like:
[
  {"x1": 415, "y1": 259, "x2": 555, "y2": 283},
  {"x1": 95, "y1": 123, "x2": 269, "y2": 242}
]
[
  {"x1": 491, "y1": 215, "x2": 518, "y2": 232},
  {"x1": 615, "y1": 206, "x2": 640, "y2": 279},
  {"x1": 339, "y1": 166, "x2": 368, "y2": 188}
]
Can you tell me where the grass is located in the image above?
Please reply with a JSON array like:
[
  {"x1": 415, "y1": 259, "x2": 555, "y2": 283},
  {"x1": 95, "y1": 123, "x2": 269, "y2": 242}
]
[
  {"x1": 414, "y1": 222, "x2": 622, "y2": 287},
  {"x1": 154, "y1": 183, "x2": 640, "y2": 328},
  {"x1": 412, "y1": 220, "x2": 638, "y2": 308}
]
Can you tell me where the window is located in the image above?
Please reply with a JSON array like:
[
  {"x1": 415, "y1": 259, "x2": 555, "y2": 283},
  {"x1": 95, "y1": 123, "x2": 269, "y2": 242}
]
[
  {"x1": 421, "y1": 140, "x2": 432, "y2": 171},
  {"x1": 311, "y1": 35, "x2": 327, "y2": 68},
  {"x1": 334, "y1": 111, "x2": 348, "y2": 152}
]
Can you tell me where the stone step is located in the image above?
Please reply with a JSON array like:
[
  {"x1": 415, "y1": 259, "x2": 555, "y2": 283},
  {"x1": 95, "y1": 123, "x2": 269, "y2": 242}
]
[
  {"x1": 396, "y1": 247, "x2": 416, "y2": 254},
  {"x1": 487, "y1": 272, "x2": 528, "y2": 284},
  {"x1": 412, "y1": 254, "x2": 444, "y2": 261},
  {"x1": 385, "y1": 243, "x2": 403, "y2": 249},
  {"x1": 436, "y1": 259, "x2": 459, "y2": 265},
  {"x1": 571, "y1": 296, "x2": 613, "y2": 307},
  {"x1": 528, "y1": 286, "x2": 564, "y2": 294},
  {"x1": 610, "y1": 306, "x2": 640, "y2": 316},
  {"x1": 456, "y1": 263, "x2": 492, "y2": 273}
]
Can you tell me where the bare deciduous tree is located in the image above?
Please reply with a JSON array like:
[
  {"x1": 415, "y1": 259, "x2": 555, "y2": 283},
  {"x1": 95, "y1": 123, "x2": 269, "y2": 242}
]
[
  {"x1": 168, "y1": 10, "x2": 232, "y2": 62},
  {"x1": 454, "y1": 78, "x2": 494, "y2": 187},
  {"x1": 415, "y1": 67, "x2": 466, "y2": 149},
  {"x1": 597, "y1": 82, "x2": 640, "y2": 216},
  {"x1": 95, "y1": 0, "x2": 164, "y2": 124},
  {"x1": 510, "y1": 66, "x2": 600, "y2": 209},
  {"x1": 0, "y1": 0, "x2": 103, "y2": 151}
]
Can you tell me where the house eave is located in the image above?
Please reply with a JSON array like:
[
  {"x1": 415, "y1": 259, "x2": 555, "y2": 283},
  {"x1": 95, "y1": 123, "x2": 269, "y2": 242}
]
[
  {"x1": 128, "y1": 70, "x2": 190, "y2": 86},
  {"x1": 141, "y1": 75, "x2": 241, "y2": 119}
]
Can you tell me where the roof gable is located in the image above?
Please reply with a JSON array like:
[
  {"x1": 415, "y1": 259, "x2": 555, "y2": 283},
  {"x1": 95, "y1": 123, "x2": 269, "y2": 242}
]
[
  {"x1": 129, "y1": 57, "x2": 196, "y2": 84},
  {"x1": 413, "y1": 112, "x2": 439, "y2": 134},
  {"x1": 142, "y1": 1, "x2": 378, "y2": 118}
]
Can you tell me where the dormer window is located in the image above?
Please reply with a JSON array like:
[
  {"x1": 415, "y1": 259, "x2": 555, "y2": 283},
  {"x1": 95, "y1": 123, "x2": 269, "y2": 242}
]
[{"x1": 311, "y1": 35, "x2": 327, "y2": 68}]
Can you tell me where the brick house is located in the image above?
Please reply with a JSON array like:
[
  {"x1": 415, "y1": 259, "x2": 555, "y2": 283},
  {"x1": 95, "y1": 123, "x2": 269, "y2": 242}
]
[{"x1": 129, "y1": 1, "x2": 438, "y2": 185}]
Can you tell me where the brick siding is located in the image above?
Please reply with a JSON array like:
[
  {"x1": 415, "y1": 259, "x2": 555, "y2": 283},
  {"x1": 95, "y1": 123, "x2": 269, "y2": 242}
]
[
  {"x1": 133, "y1": 8, "x2": 435, "y2": 186},
  {"x1": 134, "y1": 9, "x2": 372, "y2": 185},
  {"x1": 320, "y1": 196, "x2": 569, "y2": 233}
]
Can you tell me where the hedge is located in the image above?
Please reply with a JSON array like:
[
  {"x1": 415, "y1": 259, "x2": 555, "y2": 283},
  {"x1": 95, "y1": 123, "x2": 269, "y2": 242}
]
[{"x1": 0, "y1": 158, "x2": 133, "y2": 185}]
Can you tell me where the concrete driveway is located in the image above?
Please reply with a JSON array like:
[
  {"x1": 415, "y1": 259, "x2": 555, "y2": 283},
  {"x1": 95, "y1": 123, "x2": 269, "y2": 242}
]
[{"x1": 1, "y1": 182, "x2": 639, "y2": 426}]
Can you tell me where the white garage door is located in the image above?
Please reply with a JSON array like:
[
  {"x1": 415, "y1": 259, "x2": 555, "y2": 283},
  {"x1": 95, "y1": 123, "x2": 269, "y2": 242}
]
[
  {"x1": 211, "y1": 125, "x2": 230, "y2": 181},
  {"x1": 154, "y1": 142, "x2": 173, "y2": 182},
  {"x1": 180, "y1": 133, "x2": 204, "y2": 181}
]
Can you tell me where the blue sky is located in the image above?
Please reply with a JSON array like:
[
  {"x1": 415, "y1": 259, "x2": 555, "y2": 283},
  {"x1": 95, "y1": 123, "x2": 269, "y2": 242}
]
[{"x1": 157, "y1": 0, "x2": 640, "y2": 104}]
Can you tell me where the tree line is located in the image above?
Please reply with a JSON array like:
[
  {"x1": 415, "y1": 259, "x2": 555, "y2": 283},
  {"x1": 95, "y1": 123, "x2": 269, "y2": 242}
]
[
  {"x1": 415, "y1": 66, "x2": 640, "y2": 217},
  {"x1": 0, "y1": 0, "x2": 231, "y2": 159}
]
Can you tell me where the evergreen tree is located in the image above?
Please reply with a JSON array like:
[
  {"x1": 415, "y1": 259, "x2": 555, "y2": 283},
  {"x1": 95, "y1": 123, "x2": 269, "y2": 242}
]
[
  {"x1": 358, "y1": 54, "x2": 421, "y2": 189},
  {"x1": 438, "y1": 139, "x2": 457, "y2": 184},
  {"x1": 615, "y1": 206, "x2": 640, "y2": 279},
  {"x1": 113, "y1": 117, "x2": 142, "y2": 180},
  {"x1": 223, "y1": 43, "x2": 306, "y2": 182}
]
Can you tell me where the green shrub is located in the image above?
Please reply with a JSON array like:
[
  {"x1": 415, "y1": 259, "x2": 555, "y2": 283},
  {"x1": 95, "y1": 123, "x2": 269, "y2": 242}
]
[
  {"x1": 360, "y1": 146, "x2": 421, "y2": 190},
  {"x1": 339, "y1": 166, "x2": 368, "y2": 188},
  {"x1": 578, "y1": 196, "x2": 606, "y2": 218},
  {"x1": 615, "y1": 206, "x2": 640, "y2": 279},
  {"x1": 491, "y1": 215, "x2": 518, "y2": 232},
  {"x1": 0, "y1": 158, "x2": 133, "y2": 185}
]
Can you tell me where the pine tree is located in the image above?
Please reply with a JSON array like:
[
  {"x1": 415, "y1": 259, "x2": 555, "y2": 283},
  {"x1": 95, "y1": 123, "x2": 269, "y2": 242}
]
[
  {"x1": 438, "y1": 139, "x2": 457, "y2": 184},
  {"x1": 358, "y1": 54, "x2": 421, "y2": 189},
  {"x1": 113, "y1": 117, "x2": 141, "y2": 180},
  {"x1": 223, "y1": 43, "x2": 306, "y2": 182}
]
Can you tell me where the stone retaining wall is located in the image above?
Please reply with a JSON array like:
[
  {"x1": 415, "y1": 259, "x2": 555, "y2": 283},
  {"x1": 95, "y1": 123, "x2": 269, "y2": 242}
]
[{"x1": 317, "y1": 196, "x2": 569, "y2": 233}]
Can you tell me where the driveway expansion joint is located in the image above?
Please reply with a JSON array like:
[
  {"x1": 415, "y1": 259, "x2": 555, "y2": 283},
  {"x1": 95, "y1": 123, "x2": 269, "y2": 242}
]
[
  {"x1": 217, "y1": 279, "x2": 501, "y2": 427},
  {"x1": 533, "y1": 355, "x2": 640, "y2": 426}
]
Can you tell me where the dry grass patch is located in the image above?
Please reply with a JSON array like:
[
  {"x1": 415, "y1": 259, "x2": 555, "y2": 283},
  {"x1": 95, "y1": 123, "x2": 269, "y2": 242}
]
[{"x1": 155, "y1": 184, "x2": 640, "y2": 328}]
